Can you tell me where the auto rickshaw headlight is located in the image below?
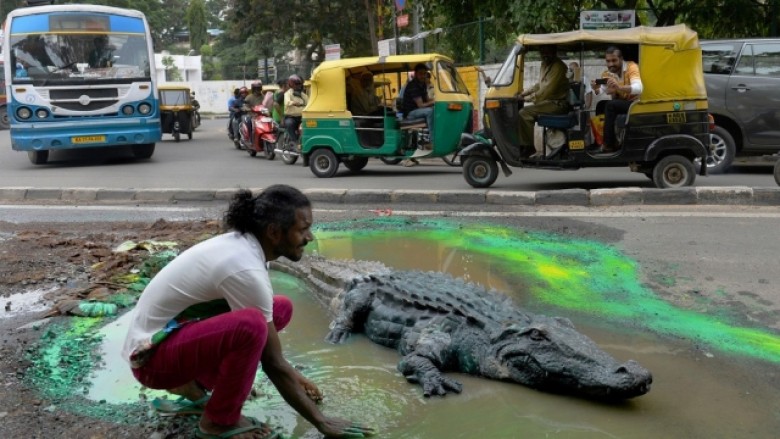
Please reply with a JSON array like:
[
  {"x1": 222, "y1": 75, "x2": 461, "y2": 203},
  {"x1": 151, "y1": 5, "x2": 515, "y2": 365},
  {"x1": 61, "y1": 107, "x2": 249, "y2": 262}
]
[
  {"x1": 122, "y1": 105, "x2": 135, "y2": 116},
  {"x1": 16, "y1": 107, "x2": 32, "y2": 120},
  {"x1": 35, "y1": 109, "x2": 48, "y2": 119},
  {"x1": 138, "y1": 103, "x2": 152, "y2": 115}
]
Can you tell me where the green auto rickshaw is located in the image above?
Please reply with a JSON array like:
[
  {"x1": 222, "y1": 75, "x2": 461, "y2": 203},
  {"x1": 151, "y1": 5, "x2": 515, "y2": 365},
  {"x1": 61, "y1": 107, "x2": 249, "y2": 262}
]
[
  {"x1": 301, "y1": 54, "x2": 473, "y2": 178},
  {"x1": 158, "y1": 84, "x2": 196, "y2": 142}
]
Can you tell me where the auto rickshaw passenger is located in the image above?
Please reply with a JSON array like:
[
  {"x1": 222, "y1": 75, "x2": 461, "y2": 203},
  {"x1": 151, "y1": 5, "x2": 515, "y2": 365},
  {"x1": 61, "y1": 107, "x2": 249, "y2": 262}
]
[
  {"x1": 517, "y1": 45, "x2": 570, "y2": 159},
  {"x1": 401, "y1": 64, "x2": 435, "y2": 138},
  {"x1": 350, "y1": 72, "x2": 384, "y2": 116},
  {"x1": 284, "y1": 74, "x2": 308, "y2": 147},
  {"x1": 591, "y1": 46, "x2": 643, "y2": 153}
]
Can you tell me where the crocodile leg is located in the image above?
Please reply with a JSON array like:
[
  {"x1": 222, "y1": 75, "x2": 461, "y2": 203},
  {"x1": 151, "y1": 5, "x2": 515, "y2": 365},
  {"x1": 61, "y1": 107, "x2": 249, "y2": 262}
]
[
  {"x1": 325, "y1": 286, "x2": 374, "y2": 344},
  {"x1": 397, "y1": 353, "x2": 463, "y2": 397}
]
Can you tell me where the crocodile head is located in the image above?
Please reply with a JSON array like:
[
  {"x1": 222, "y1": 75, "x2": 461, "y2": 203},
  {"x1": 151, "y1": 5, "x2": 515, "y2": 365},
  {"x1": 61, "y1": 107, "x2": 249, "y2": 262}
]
[{"x1": 488, "y1": 316, "x2": 652, "y2": 400}]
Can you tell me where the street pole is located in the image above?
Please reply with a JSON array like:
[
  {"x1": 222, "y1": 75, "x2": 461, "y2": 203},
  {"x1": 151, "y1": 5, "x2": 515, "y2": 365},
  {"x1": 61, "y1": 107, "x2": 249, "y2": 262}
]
[{"x1": 393, "y1": 5, "x2": 400, "y2": 55}]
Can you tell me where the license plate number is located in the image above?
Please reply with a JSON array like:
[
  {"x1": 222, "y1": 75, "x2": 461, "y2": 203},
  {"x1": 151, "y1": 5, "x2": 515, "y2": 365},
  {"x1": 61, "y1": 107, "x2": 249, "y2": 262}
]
[
  {"x1": 72, "y1": 135, "x2": 106, "y2": 144},
  {"x1": 666, "y1": 112, "x2": 686, "y2": 124},
  {"x1": 569, "y1": 139, "x2": 585, "y2": 150}
]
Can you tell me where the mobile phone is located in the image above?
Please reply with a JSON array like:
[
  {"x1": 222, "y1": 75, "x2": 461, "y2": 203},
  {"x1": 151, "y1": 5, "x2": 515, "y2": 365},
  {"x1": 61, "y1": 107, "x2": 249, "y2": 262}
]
[{"x1": 595, "y1": 78, "x2": 608, "y2": 85}]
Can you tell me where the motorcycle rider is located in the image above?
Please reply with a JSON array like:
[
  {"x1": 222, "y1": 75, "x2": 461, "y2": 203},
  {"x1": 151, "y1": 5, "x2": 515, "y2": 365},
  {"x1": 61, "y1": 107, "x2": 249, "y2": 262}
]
[
  {"x1": 242, "y1": 81, "x2": 266, "y2": 146},
  {"x1": 229, "y1": 87, "x2": 248, "y2": 142},
  {"x1": 227, "y1": 88, "x2": 240, "y2": 140},
  {"x1": 283, "y1": 74, "x2": 308, "y2": 148},
  {"x1": 190, "y1": 91, "x2": 201, "y2": 128}
]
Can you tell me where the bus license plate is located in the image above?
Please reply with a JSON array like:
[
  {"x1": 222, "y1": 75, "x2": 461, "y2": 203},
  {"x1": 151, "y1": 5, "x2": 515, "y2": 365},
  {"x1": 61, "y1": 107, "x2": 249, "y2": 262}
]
[
  {"x1": 72, "y1": 135, "x2": 106, "y2": 144},
  {"x1": 569, "y1": 139, "x2": 585, "y2": 150},
  {"x1": 666, "y1": 112, "x2": 686, "y2": 124}
]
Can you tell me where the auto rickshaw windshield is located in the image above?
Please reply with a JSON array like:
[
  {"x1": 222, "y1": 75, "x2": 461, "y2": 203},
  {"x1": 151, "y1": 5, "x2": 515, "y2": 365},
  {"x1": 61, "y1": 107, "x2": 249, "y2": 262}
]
[
  {"x1": 492, "y1": 44, "x2": 523, "y2": 87},
  {"x1": 436, "y1": 61, "x2": 470, "y2": 94},
  {"x1": 159, "y1": 89, "x2": 189, "y2": 106}
]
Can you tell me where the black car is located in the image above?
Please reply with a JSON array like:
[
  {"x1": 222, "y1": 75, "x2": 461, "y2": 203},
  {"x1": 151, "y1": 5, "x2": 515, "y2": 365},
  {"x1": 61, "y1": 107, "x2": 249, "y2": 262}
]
[{"x1": 701, "y1": 39, "x2": 780, "y2": 173}]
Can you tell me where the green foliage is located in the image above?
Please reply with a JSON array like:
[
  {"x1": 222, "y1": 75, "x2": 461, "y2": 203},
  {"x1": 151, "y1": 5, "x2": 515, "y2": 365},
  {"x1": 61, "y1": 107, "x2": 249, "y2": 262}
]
[
  {"x1": 161, "y1": 55, "x2": 182, "y2": 81},
  {"x1": 187, "y1": 0, "x2": 209, "y2": 51}
]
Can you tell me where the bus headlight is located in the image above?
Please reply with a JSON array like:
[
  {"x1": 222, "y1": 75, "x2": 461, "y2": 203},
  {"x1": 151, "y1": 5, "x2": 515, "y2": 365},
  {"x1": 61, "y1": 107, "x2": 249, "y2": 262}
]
[
  {"x1": 122, "y1": 105, "x2": 135, "y2": 115},
  {"x1": 36, "y1": 109, "x2": 49, "y2": 119},
  {"x1": 138, "y1": 103, "x2": 152, "y2": 115},
  {"x1": 17, "y1": 107, "x2": 32, "y2": 120}
]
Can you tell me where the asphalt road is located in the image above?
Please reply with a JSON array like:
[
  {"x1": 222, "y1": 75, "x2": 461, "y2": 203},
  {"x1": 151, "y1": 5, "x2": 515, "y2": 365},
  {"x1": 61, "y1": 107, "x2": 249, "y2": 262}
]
[{"x1": 0, "y1": 118, "x2": 776, "y2": 192}]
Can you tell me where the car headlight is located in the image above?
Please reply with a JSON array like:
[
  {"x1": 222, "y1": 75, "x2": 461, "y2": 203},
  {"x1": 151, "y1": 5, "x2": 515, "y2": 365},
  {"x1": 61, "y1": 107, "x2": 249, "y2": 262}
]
[
  {"x1": 36, "y1": 109, "x2": 48, "y2": 119},
  {"x1": 122, "y1": 105, "x2": 134, "y2": 115},
  {"x1": 16, "y1": 107, "x2": 32, "y2": 120},
  {"x1": 138, "y1": 103, "x2": 152, "y2": 115}
]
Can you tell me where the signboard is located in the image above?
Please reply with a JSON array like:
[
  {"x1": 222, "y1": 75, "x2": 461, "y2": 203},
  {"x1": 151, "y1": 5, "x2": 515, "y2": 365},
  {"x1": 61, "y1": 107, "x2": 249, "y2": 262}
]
[
  {"x1": 378, "y1": 38, "x2": 397, "y2": 57},
  {"x1": 396, "y1": 14, "x2": 409, "y2": 28},
  {"x1": 580, "y1": 10, "x2": 635, "y2": 30},
  {"x1": 395, "y1": 0, "x2": 406, "y2": 11},
  {"x1": 324, "y1": 44, "x2": 341, "y2": 61}
]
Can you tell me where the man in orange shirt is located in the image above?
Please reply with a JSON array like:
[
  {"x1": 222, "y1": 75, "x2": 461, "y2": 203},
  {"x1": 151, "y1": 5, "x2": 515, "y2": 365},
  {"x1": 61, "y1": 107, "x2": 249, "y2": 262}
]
[{"x1": 591, "y1": 46, "x2": 643, "y2": 153}]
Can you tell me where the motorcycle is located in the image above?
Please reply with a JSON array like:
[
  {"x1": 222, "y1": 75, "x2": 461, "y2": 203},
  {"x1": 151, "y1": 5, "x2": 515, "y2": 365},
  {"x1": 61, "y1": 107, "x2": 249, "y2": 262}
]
[
  {"x1": 239, "y1": 104, "x2": 278, "y2": 160},
  {"x1": 275, "y1": 117, "x2": 302, "y2": 165},
  {"x1": 228, "y1": 111, "x2": 243, "y2": 149}
]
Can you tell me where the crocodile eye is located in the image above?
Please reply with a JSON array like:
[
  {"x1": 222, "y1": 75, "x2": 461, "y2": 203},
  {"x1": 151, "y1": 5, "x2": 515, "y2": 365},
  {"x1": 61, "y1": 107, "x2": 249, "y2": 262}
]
[{"x1": 527, "y1": 328, "x2": 548, "y2": 342}]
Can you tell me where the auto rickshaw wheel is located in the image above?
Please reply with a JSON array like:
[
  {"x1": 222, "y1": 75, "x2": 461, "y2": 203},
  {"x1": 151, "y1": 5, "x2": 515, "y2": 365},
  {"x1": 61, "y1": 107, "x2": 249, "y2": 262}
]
[
  {"x1": 28, "y1": 150, "x2": 49, "y2": 165},
  {"x1": 131, "y1": 143, "x2": 155, "y2": 159},
  {"x1": 380, "y1": 157, "x2": 403, "y2": 166},
  {"x1": 774, "y1": 160, "x2": 780, "y2": 186},
  {"x1": 652, "y1": 155, "x2": 696, "y2": 188},
  {"x1": 310, "y1": 148, "x2": 340, "y2": 178},
  {"x1": 343, "y1": 156, "x2": 369, "y2": 172},
  {"x1": 173, "y1": 130, "x2": 180, "y2": 142},
  {"x1": 463, "y1": 156, "x2": 498, "y2": 188},
  {"x1": 187, "y1": 130, "x2": 193, "y2": 140}
]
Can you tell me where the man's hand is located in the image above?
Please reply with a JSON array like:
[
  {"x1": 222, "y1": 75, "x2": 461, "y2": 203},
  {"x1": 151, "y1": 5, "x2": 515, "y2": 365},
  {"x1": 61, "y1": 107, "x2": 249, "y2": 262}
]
[{"x1": 316, "y1": 417, "x2": 376, "y2": 438}]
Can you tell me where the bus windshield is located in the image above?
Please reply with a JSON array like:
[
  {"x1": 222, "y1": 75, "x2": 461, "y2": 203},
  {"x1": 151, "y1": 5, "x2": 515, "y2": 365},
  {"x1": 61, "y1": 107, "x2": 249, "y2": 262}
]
[{"x1": 10, "y1": 13, "x2": 151, "y2": 85}]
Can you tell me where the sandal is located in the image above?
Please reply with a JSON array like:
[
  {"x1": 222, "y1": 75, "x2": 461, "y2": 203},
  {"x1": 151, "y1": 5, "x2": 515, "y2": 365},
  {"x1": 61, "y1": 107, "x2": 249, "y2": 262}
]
[
  {"x1": 151, "y1": 394, "x2": 210, "y2": 417},
  {"x1": 195, "y1": 416, "x2": 282, "y2": 439}
]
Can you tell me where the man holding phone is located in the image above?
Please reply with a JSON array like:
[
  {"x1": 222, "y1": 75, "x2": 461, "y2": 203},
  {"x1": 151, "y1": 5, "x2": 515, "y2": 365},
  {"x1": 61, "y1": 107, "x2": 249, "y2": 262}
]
[{"x1": 591, "y1": 46, "x2": 643, "y2": 153}]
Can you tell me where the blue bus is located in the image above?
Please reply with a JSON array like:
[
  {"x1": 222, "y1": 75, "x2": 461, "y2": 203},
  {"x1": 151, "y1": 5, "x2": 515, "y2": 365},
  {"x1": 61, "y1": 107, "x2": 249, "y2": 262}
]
[{"x1": 3, "y1": 4, "x2": 161, "y2": 164}]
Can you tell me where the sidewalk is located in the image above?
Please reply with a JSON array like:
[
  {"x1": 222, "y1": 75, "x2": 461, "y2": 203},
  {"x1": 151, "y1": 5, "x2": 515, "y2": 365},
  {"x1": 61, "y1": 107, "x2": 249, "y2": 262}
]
[{"x1": 1, "y1": 186, "x2": 779, "y2": 206}]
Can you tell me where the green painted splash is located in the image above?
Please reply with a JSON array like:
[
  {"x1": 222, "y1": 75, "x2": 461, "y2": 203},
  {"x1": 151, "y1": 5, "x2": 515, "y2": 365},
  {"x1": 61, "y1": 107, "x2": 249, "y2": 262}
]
[{"x1": 312, "y1": 217, "x2": 780, "y2": 363}]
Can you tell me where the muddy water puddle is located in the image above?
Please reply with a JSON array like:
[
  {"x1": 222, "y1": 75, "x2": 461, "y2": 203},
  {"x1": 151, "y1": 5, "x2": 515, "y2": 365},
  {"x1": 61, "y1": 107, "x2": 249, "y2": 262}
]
[{"x1": 89, "y1": 234, "x2": 780, "y2": 438}]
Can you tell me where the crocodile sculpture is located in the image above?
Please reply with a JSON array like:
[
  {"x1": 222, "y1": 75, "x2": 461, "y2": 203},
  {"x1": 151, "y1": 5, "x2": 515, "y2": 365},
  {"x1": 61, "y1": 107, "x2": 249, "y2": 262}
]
[{"x1": 272, "y1": 255, "x2": 652, "y2": 400}]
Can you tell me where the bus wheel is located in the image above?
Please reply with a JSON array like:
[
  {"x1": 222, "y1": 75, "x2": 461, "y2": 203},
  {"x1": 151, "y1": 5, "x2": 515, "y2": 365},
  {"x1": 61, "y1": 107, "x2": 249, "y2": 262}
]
[
  {"x1": 28, "y1": 150, "x2": 49, "y2": 165},
  {"x1": 310, "y1": 148, "x2": 339, "y2": 178},
  {"x1": 0, "y1": 107, "x2": 9, "y2": 130},
  {"x1": 463, "y1": 155, "x2": 498, "y2": 188},
  {"x1": 132, "y1": 143, "x2": 155, "y2": 159}
]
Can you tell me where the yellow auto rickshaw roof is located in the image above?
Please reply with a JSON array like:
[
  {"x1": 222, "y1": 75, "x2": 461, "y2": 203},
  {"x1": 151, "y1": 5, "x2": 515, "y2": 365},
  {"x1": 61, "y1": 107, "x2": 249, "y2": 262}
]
[
  {"x1": 158, "y1": 84, "x2": 192, "y2": 92},
  {"x1": 517, "y1": 24, "x2": 700, "y2": 51},
  {"x1": 306, "y1": 54, "x2": 452, "y2": 114}
]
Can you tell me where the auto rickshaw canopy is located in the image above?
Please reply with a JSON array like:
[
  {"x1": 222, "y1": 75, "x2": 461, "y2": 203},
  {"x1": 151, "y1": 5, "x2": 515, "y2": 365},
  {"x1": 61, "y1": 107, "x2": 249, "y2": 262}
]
[
  {"x1": 304, "y1": 53, "x2": 457, "y2": 117},
  {"x1": 158, "y1": 84, "x2": 193, "y2": 109},
  {"x1": 516, "y1": 24, "x2": 706, "y2": 103}
]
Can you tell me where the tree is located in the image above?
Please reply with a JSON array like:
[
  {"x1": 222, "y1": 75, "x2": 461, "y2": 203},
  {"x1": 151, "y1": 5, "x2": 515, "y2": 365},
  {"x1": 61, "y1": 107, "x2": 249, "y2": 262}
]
[
  {"x1": 187, "y1": 0, "x2": 209, "y2": 52},
  {"x1": 161, "y1": 55, "x2": 182, "y2": 82}
]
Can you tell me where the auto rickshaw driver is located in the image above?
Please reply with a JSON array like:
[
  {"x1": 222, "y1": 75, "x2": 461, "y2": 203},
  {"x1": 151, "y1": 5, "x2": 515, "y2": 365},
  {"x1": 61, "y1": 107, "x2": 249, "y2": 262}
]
[{"x1": 517, "y1": 44, "x2": 570, "y2": 159}]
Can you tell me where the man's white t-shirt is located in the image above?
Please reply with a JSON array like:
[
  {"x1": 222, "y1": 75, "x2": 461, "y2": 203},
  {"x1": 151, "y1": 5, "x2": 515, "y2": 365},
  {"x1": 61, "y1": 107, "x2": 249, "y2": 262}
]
[{"x1": 122, "y1": 231, "x2": 274, "y2": 365}]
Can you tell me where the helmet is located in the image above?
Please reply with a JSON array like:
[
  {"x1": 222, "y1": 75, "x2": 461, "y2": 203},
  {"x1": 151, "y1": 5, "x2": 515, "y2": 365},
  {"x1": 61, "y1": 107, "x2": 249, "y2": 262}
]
[
  {"x1": 190, "y1": 91, "x2": 196, "y2": 97},
  {"x1": 288, "y1": 74, "x2": 303, "y2": 88},
  {"x1": 251, "y1": 81, "x2": 262, "y2": 91}
]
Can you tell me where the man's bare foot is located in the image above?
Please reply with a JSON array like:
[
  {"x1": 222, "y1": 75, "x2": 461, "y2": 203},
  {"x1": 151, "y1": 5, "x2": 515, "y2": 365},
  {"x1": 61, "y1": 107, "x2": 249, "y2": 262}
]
[
  {"x1": 198, "y1": 415, "x2": 275, "y2": 439},
  {"x1": 168, "y1": 380, "x2": 207, "y2": 402}
]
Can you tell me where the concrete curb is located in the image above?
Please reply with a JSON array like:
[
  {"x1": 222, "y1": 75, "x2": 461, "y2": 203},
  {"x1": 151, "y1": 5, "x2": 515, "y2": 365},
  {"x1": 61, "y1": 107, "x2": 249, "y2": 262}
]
[{"x1": 2, "y1": 186, "x2": 780, "y2": 206}]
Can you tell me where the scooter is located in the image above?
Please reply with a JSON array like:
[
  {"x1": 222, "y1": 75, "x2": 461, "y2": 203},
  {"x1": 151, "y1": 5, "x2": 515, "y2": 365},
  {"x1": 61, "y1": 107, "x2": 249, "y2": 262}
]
[{"x1": 239, "y1": 104, "x2": 278, "y2": 160}]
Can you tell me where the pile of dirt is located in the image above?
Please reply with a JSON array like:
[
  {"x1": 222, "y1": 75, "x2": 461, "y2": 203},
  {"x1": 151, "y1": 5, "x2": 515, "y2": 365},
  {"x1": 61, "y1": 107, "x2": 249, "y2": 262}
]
[{"x1": 0, "y1": 219, "x2": 221, "y2": 438}]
